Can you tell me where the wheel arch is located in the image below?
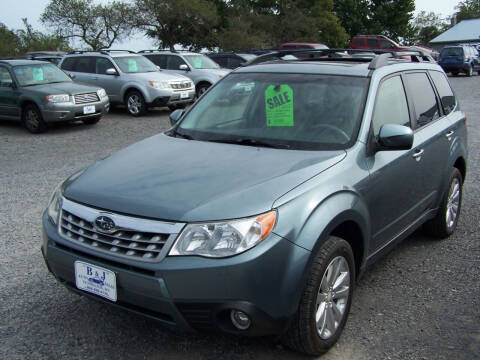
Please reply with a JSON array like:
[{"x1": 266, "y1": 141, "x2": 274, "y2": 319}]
[
  {"x1": 454, "y1": 156, "x2": 466, "y2": 181},
  {"x1": 122, "y1": 86, "x2": 148, "y2": 103}
]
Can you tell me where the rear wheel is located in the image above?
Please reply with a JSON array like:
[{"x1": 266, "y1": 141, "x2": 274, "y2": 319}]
[
  {"x1": 125, "y1": 90, "x2": 147, "y2": 116},
  {"x1": 283, "y1": 236, "x2": 354, "y2": 355},
  {"x1": 22, "y1": 104, "x2": 47, "y2": 133},
  {"x1": 466, "y1": 65, "x2": 473, "y2": 77},
  {"x1": 424, "y1": 168, "x2": 463, "y2": 238}
]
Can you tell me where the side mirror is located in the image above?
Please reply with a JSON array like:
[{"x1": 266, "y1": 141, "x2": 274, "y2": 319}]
[
  {"x1": 106, "y1": 68, "x2": 118, "y2": 76},
  {"x1": 179, "y1": 64, "x2": 190, "y2": 71},
  {"x1": 169, "y1": 109, "x2": 184, "y2": 126},
  {"x1": 68, "y1": 73, "x2": 76, "y2": 80},
  {"x1": 377, "y1": 124, "x2": 413, "y2": 151},
  {"x1": 156, "y1": 65, "x2": 161, "y2": 71}
]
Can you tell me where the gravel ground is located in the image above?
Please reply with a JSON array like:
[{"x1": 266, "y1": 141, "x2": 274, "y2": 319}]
[{"x1": 0, "y1": 76, "x2": 479, "y2": 360}]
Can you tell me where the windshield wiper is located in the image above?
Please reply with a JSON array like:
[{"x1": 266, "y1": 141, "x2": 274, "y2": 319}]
[
  {"x1": 207, "y1": 138, "x2": 289, "y2": 149},
  {"x1": 168, "y1": 129, "x2": 194, "y2": 140}
]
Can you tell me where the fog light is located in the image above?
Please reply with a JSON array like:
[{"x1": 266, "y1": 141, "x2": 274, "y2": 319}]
[{"x1": 230, "y1": 310, "x2": 251, "y2": 330}]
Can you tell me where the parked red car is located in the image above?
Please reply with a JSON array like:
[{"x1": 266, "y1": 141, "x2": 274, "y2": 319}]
[{"x1": 350, "y1": 35, "x2": 408, "y2": 51}]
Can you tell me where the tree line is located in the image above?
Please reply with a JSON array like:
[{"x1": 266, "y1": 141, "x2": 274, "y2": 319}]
[{"x1": 1, "y1": 0, "x2": 480, "y2": 57}]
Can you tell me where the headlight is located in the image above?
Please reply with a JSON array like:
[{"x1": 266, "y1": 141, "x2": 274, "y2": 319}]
[
  {"x1": 148, "y1": 81, "x2": 171, "y2": 89},
  {"x1": 169, "y1": 211, "x2": 276, "y2": 258},
  {"x1": 97, "y1": 88, "x2": 107, "y2": 98},
  {"x1": 47, "y1": 184, "x2": 62, "y2": 225},
  {"x1": 46, "y1": 94, "x2": 70, "y2": 103}
]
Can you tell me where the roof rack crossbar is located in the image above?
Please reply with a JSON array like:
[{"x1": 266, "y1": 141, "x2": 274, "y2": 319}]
[{"x1": 242, "y1": 48, "x2": 435, "y2": 69}]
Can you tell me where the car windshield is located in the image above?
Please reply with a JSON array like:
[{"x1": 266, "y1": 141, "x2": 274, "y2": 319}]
[
  {"x1": 174, "y1": 73, "x2": 369, "y2": 150},
  {"x1": 13, "y1": 63, "x2": 71, "y2": 86},
  {"x1": 113, "y1": 56, "x2": 157, "y2": 73},
  {"x1": 441, "y1": 48, "x2": 463, "y2": 57},
  {"x1": 184, "y1": 55, "x2": 220, "y2": 69}
]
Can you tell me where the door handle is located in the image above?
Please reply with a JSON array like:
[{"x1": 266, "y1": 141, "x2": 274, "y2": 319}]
[
  {"x1": 412, "y1": 149, "x2": 424, "y2": 161},
  {"x1": 446, "y1": 130, "x2": 454, "y2": 140}
]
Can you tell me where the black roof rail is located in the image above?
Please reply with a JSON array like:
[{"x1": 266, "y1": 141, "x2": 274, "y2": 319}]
[
  {"x1": 242, "y1": 48, "x2": 435, "y2": 69},
  {"x1": 138, "y1": 49, "x2": 179, "y2": 53},
  {"x1": 99, "y1": 49, "x2": 136, "y2": 53}
]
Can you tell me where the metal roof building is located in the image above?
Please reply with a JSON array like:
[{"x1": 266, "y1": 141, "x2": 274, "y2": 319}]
[{"x1": 430, "y1": 18, "x2": 480, "y2": 49}]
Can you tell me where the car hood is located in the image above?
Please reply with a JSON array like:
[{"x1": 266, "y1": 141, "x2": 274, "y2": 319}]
[
  {"x1": 130, "y1": 71, "x2": 191, "y2": 82},
  {"x1": 24, "y1": 81, "x2": 100, "y2": 95},
  {"x1": 64, "y1": 134, "x2": 346, "y2": 222}
]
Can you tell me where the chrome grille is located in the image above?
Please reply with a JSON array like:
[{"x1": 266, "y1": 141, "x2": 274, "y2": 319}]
[
  {"x1": 74, "y1": 92, "x2": 99, "y2": 104},
  {"x1": 170, "y1": 81, "x2": 192, "y2": 90},
  {"x1": 58, "y1": 198, "x2": 184, "y2": 262}
]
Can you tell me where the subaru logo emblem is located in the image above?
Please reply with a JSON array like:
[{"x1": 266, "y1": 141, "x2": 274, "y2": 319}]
[{"x1": 94, "y1": 215, "x2": 116, "y2": 233}]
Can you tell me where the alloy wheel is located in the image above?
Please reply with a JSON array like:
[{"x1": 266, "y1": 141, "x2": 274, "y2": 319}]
[
  {"x1": 446, "y1": 177, "x2": 460, "y2": 229},
  {"x1": 25, "y1": 109, "x2": 40, "y2": 130},
  {"x1": 127, "y1": 94, "x2": 142, "y2": 115},
  {"x1": 315, "y1": 256, "x2": 350, "y2": 340}
]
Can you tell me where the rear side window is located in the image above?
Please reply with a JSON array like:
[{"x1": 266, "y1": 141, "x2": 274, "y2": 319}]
[
  {"x1": 372, "y1": 76, "x2": 410, "y2": 135},
  {"x1": 60, "y1": 57, "x2": 76, "y2": 71},
  {"x1": 73, "y1": 57, "x2": 95, "y2": 73},
  {"x1": 404, "y1": 73, "x2": 440, "y2": 128},
  {"x1": 353, "y1": 38, "x2": 364, "y2": 46},
  {"x1": 429, "y1": 71, "x2": 456, "y2": 115},
  {"x1": 381, "y1": 40, "x2": 394, "y2": 49},
  {"x1": 367, "y1": 39, "x2": 378, "y2": 47}
]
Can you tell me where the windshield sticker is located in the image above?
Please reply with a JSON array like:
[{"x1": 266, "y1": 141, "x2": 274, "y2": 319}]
[
  {"x1": 32, "y1": 67, "x2": 44, "y2": 81},
  {"x1": 265, "y1": 84, "x2": 294, "y2": 126},
  {"x1": 128, "y1": 59, "x2": 138, "y2": 72},
  {"x1": 193, "y1": 57, "x2": 202, "y2": 68}
]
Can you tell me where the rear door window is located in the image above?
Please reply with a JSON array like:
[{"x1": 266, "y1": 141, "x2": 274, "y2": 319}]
[
  {"x1": 404, "y1": 73, "x2": 440, "y2": 128},
  {"x1": 381, "y1": 40, "x2": 394, "y2": 49},
  {"x1": 372, "y1": 76, "x2": 410, "y2": 135},
  {"x1": 0, "y1": 67, "x2": 14, "y2": 88},
  {"x1": 73, "y1": 57, "x2": 95, "y2": 73},
  {"x1": 429, "y1": 71, "x2": 456, "y2": 115},
  {"x1": 367, "y1": 39, "x2": 378, "y2": 47},
  {"x1": 353, "y1": 38, "x2": 364, "y2": 46}
]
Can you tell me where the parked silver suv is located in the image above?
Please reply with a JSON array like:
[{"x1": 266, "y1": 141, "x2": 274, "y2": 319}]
[
  {"x1": 139, "y1": 50, "x2": 230, "y2": 97},
  {"x1": 59, "y1": 50, "x2": 195, "y2": 116}
]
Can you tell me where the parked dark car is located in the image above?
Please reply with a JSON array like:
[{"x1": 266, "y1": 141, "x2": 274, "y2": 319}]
[
  {"x1": 42, "y1": 50, "x2": 467, "y2": 355},
  {"x1": 438, "y1": 45, "x2": 480, "y2": 76},
  {"x1": 0, "y1": 59, "x2": 109, "y2": 133},
  {"x1": 207, "y1": 52, "x2": 257, "y2": 69}
]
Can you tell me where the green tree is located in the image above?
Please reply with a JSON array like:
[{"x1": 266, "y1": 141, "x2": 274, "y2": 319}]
[
  {"x1": 408, "y1": 11, "x2": 449, "y2": 45},
  {"x1": 132, "y1": 0, "x2": 219, "y2": 51},
  {"x1": 454, "y1": 0, "x2": 480, "y2": 22},
  {"x1": 0, "y1": 23, "x2": 22, "y2": 57},
  {"x1": 334, "y1": 0, "x2": 370, "y2": 37},
  {"x1": 41, "y1": 0, "x2": 133, "y2": 50},
  {"x1": 16, "y1": 18, "x2": 71, "y2": 52},
  {"x1": 369, "y1": 0, "x2": 416, "y2": 42}
]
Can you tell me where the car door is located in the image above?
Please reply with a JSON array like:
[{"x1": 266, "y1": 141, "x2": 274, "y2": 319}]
[
  {"x1": 403, "y1": 72, "x2": 453, "y2": 212},
  {"x1": 363, "y1": 74, "x2": 429, "y2": 253},
  {"x1": 94, "y1": 57, "x2": 122, "y2": 102},
  {"x1": 0, "y1": 66, "x2": 20, "y2": 118}
]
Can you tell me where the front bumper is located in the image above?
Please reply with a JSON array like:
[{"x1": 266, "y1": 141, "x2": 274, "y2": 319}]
[
  {"x1": 41, "y1": 97, "x2": 110, "y2": 123},
  {"x1": 41, "y1": 211, "x2": 310, "y2": 335}
]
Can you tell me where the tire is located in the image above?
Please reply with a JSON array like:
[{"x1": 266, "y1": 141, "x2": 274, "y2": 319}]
[
  {"x1": 424, "y1": 168, "x2": 463, "y2": 239},
  {"x1": 22, "y1": 104, "x2": 47, "y2": 134},
  {"x1": 196, "y1": 83, "x2": 211, "y2": 98},
  {"x1": 125, "y1": 90, "x2": 147, "y2": 116},
  {"x1": 82, "y1": 116, "x2": 101, "y2": 125},
  {"x1": 283, "y1": 236, "x2": 355, "y2": 355},
  {"x1": 466, "y1": 65, "x2": 473, "y2": 77}
]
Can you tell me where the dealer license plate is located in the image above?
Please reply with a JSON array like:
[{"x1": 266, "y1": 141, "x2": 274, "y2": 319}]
[
  {"x1": 180, "y1": 91, "x2": 189, "y2": 99},
  {"x1": 83, "y1": 105, "x2": 95, "y2": 114},
  {"x1": 74, "y1": 261, "x2": 117, "y2": 302}
]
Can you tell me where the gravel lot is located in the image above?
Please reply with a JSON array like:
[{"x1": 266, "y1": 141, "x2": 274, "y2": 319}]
[{"x1": 1, "y1": 76, "x2": 479, "y2": 360}]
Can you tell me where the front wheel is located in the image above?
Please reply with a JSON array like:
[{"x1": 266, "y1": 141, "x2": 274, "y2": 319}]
[
  {"x1": 22, "y1": 104, "x2": 47, "y2": 133},
  {"x1": 466, "y1": 65, "x2": 473, "y2": 77},
  {"x1": 424, "y1": 168, "x2": 463, "y2": 238},
  {"x1": 125, "y1": 90, "x2": 147, "y2": 116},
  {"x1": 196, "y1": 83, "x2": 211, "y2": 98},
  {"x1": 283, "y1": 236, "x2": 355, "y2": 355}
]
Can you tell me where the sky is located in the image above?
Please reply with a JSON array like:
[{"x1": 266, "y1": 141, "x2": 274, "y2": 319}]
[{"x1": 0, "y1": 0, "x2": 462, "y2": 51}]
